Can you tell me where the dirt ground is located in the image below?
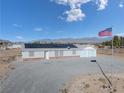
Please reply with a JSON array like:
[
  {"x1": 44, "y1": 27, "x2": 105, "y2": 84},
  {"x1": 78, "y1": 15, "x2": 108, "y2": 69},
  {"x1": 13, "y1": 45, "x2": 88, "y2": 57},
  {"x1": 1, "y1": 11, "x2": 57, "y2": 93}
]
[
  {"x1": 0, "y1": 48, "x2": 124, "y2": 93},
  {"x1": 97, "y1": 48, "x2": 124, "y2": 60},
  {"x1": 0, "y1": 49, "x2": 21, "y2": 80},
  {"x1": 61, "y1": 74, "x2": 124, "y2": 93},
  {"x1": 60, "y1": 48, "x2": 124, "y2": 93}
]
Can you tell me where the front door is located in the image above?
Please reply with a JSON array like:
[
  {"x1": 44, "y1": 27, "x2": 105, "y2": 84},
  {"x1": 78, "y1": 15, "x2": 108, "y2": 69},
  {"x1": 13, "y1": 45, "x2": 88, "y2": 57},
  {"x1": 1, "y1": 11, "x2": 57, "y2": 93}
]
[{"x1": 45, "y1": 51, "x2": 49, "y2": 60}]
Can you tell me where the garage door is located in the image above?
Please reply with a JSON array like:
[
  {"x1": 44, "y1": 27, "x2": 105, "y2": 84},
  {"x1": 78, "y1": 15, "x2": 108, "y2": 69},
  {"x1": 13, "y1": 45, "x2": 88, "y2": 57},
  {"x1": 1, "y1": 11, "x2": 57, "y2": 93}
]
[
  {"x1": 80, "y1": 50, "x2": 88, "y2": 57},
  {"x1": 80, "y1": 50, "x2": 96, "y2": 57}
]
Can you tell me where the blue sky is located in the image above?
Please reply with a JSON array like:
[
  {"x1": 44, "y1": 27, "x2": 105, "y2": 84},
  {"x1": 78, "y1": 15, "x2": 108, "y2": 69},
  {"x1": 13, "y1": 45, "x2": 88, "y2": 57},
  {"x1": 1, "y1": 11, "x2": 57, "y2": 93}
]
[{"x1": 0, "y1": 0, "x2": 124, "y2": 41}]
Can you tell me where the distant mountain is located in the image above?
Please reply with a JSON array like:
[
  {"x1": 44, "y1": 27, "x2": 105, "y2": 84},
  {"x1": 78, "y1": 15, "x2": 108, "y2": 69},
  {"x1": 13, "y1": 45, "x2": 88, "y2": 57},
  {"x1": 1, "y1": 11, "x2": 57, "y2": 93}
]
[
  {"x1": 0, "y1": 37, "x2": 112, "y2": 44},
  {"x1": 0, "y1": 39, "x2": 11, "y2": 43},
  {"x1": 33, "y1": 37, "x2": 112, "y2": 44}
]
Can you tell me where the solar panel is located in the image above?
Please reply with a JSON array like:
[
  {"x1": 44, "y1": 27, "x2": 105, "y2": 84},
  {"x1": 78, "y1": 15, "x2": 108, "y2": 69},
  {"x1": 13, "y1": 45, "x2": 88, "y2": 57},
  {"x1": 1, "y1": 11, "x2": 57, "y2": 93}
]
[{"x1": 25, "y1": 43, "x2": 77, "y2": 48}]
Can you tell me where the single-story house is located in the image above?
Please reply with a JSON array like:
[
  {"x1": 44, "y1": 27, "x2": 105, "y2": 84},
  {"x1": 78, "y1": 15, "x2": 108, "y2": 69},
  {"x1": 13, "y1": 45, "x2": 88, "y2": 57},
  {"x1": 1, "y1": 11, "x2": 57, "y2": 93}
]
[
  {"x1": 7, "y1": 43, "x2": 22, "y2": 49},
  {"x1": 22, "y1": 43, "x2": 96, "y2": 60}
]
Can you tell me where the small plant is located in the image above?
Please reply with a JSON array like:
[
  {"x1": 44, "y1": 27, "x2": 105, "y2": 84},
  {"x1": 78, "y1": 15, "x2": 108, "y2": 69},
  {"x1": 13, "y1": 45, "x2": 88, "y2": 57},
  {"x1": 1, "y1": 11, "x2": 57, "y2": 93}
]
[
  {"x1": 113, "y1": 88, "x2": 117, "y2": 92},
  {"x1": 98, "y1": 78, "x2": 106, "y2": 84},
  {"x1": 85, "y1": 83, "x2": 90, "y2": 88},
  {"x1": 117, "y1": 78, "x2": 120, "y2": 80},
  {"x1": 102, "y1": 85, "x2": 107, "y2": 89},
  {"x1": 59, "y1": 88, "x2": 68, "y2": 93},
  {"x1": 108, "y1": 85, "x2": 111, "y2": 89}
]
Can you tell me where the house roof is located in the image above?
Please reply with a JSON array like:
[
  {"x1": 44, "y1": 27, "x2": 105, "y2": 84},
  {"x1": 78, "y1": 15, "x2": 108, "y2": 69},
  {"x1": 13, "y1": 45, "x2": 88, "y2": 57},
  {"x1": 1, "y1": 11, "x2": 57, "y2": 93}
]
[{"x1": 24, "y1": 43, "x2": 77, "y2": 49}]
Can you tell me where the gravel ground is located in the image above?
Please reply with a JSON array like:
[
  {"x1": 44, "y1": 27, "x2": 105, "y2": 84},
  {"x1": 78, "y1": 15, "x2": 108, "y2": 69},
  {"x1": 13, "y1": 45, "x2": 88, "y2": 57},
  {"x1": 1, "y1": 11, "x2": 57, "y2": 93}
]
[
  {"x1": 1, "y1": 56, "x2": 124, "y2": 93},
  {"x1": 66, "y1": 74, "x2": 124, "y2": 93}
]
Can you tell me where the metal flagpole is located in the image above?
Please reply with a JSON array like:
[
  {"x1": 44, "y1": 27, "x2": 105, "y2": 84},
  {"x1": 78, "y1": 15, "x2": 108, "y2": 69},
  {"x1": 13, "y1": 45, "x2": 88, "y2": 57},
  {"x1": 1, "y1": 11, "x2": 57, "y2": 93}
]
[
  {"x1": 111, "y1": 27, "x2": 114, "y2": 87},
  {"x1": 112, "y1": 26, "x2": 114, "y2": 56},
  {"x1": 111, "y1": 26, "x2": 113, "y2": 56}
]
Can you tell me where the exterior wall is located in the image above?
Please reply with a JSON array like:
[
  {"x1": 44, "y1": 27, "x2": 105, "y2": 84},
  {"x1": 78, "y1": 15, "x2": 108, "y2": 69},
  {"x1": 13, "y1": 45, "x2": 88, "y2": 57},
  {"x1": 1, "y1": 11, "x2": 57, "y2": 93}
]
[
  {"x1": 34, "y1": 51, "x2": 44, "y2": 58},
  {"x1": 79, "y1": 49, "x2": 96, "y2": 57},
  {"x1": 22, "y1": 47, "x2": 97, "y2": 60},
  {"x1": 22, "y1": 51, "x2": 44, "y2": 59},
  {"x1": 49, "y1": 51, "x2": 55, "y2": 57},
  {"x1": 88, "y1": 49, "x2": 96, "y2": 57},
  {"x1": 63, "y1": 50, "x2": 73, "y2": 56},
  {"x1": 49, "y1": 50, "x2": 79, "y2": 57},
  {"x1": 8, "y1": 44, "x2": 22, "y2": 49},
  {"x1": 48, "y1": 50, "x2": 79, "y2": 58},
  {"x1": 79, "y1": 50, "x2": 88, "y2": 57},
  {"x1": 76, "y1": 50, "x2": 81, "y2": 56},
  {"x1": 22, "y1": 50, "x2": 80, "y2": 59},
  {"x1": 22, "y1": 52, "x2": 29, "y2": 58}
]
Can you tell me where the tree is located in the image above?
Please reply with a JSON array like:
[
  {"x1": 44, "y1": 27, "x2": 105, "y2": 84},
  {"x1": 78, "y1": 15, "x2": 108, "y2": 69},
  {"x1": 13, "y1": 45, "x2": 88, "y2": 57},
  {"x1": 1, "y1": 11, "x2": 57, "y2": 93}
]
[
  {"x1": 101, "y1": 36, "x2": 124, "y2": 48},
  {"x1": 120, "y1": 36, "x2": 124, "y2": 47},
  {"x1": 113, "y1": 36, "x2": 120, "y2": 48},
  {"x1": 102, "y1": 41, "x2": 111, "y2": 46}
]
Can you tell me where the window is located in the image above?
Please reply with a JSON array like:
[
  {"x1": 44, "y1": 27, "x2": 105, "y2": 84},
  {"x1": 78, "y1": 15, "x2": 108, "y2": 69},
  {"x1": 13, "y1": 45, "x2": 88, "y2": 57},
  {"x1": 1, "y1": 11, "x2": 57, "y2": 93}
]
[
  {"x1": 55, "y1": 50, "x2": 58, "y2": 57},
  {"x1": 72, "y1": 50, "x2": 76, "y2": 55},
  {"x1": 29, "y1": 51, "x2": 34, "y2": 57},
  {"x1": 60, "y1": 50, "x2": 63, "y2": 56}
]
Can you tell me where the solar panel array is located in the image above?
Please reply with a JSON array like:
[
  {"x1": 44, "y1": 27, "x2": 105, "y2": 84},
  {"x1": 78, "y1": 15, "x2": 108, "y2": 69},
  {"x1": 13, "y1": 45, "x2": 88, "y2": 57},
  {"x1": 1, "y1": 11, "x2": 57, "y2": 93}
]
[{"x1": 25, "y1": 43, "x2": 77, "y2": 48}]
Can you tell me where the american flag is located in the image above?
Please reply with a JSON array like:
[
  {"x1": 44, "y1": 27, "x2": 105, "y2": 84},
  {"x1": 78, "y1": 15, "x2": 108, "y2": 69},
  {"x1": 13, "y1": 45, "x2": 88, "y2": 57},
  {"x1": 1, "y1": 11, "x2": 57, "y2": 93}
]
[{"x1": 98, "y1": 27, "x2": 112, "y2": 37}]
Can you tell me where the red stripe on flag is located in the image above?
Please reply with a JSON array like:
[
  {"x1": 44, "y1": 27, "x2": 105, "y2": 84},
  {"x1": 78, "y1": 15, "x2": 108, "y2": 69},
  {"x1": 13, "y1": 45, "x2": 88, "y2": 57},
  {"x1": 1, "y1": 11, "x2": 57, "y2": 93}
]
[
  {"x1": 99, "y1": 30, "x2": 112, "y2": 37},
  {"x1": 99, "y1": 29, "x2": 112, "y2": 37}
]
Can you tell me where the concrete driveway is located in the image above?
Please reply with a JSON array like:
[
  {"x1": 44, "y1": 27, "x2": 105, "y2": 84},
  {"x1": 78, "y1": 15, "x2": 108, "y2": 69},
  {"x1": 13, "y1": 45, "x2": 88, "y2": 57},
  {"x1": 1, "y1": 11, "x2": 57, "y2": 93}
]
[{"x1": 1, "y1": 56, "x2": 124, "y2": 93}]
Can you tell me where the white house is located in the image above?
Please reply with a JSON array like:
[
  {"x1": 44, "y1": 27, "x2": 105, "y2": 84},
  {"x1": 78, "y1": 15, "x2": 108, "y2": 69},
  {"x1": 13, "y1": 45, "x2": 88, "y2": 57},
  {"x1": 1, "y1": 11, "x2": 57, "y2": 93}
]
[
  {"x1": 22, "y1": 43, "x2": 96, "y2": 60},
  {"x1": 7, "y1": 43, "x2": 22, "y2": 49}
]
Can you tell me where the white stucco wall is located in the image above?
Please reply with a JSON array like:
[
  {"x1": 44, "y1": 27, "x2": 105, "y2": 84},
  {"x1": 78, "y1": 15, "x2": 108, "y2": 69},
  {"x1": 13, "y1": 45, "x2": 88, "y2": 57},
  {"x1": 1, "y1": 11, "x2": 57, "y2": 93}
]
[
  {"x1": 49, "y1": 51, "x2": 55, "y2": 57},
  {"x1": 34, "y1": 51, "x2": 44, "y2": 58},
  {"x1": 8, "y1": 45, "x2": 22, "y2": 49},
  {"x1": 22, "y1": 52, "x2": 29, "y2": 58},
  {"x1": 22, "y1": 51, "x2": 44, "y2": 58},
  {"x1": 79, "y1": 47, "x2": 96, "y2": 57},
  {"x1": 79, "y1": 50, "x2": 88, "y2": 57},
  {"x1": 63, "y1": 50, "x2": 73, "y2": 56},
  {"x1": 22, "y1": 47, "x2": 96, "y2": 59}
]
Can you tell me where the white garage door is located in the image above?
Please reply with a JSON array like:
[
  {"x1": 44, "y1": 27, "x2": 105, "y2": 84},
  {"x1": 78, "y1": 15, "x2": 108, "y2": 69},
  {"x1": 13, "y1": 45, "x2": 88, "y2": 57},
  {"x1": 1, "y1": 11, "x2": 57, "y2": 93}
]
[
  {"x1": 80, "y1": 49, "x2": 96, "y2": 57},
  {"x1": 80, "y1": 50, "x2": 88, "y2": 57}
]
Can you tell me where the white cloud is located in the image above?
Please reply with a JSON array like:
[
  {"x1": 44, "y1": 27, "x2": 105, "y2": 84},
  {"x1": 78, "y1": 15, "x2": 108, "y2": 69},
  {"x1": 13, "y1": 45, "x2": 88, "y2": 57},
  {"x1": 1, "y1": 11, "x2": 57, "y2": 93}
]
[
  {"x1": 34, "y1": 27, "x2": 43, "y2": 32},
  {"x1": 57, "y1": 16, "x2": 65, "y2": 20},
  {"x1": 13, "y1": 24, "x2": 22, "y2": 27},
  {"x1": 52, "y1": 0, "x2": 90, "y2": 22},
  {"x1": 119, "y1": 2, "x2": 123, "y2": 8},
  {"x1": 53, "y1": 0, "x2": 90, "y2": 8},
  {"x1": 16, "y1": 36, "x2": 23, "y2": 40},
  {"x1": 97, "y1": 0, "x2": 108, "y2": 10},
  {"x1": 52, "y1": 0, "x2": 109, "y2": 22},
  {"x1": 65, "y1": 8, "x2": 85, "y2": 22},
  {"x1": 115, "y1": 33, "x2": 124, "y2": 36}
]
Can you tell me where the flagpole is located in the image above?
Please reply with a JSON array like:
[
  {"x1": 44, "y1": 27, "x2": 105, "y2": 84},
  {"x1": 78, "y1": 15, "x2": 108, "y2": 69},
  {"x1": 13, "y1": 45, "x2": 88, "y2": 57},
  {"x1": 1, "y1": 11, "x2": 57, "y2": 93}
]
[
  {"x1": 112, "y1": 35, "x2": 114, "y2": 56},
  {"x1": 111, "y1": 27, "x2": 113, "y2": 87},
  {"x1": 98, "y1": 27, "x2": 113, "y2": 87},
  {"x1": 112, "y1": 25, "x2": 114, "y2": 56}
]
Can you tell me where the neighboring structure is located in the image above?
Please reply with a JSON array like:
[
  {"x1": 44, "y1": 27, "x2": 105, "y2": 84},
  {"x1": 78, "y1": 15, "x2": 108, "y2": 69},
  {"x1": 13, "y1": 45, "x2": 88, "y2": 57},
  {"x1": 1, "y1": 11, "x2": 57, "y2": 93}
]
[
  {"x1": 7, "y1": 43, "x2": 22, "y2": 49},
  {"x1": 0, "y1": 41, "x2": 11, "y2": 50},
  {"x1": 22, "y1": 43, "x2": 96, "y2": 60}
]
